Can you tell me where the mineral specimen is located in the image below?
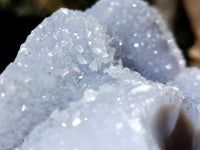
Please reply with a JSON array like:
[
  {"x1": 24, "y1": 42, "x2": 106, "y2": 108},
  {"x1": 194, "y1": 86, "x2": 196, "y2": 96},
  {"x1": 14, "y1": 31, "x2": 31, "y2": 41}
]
[
  {"x1": 19, "y1": 66, "x2": 200, "y2": 150},
  {"x1": 0, "y1": 9, "x2": 115, "y2": 149},
  {"x1": 0, "y1": 0, "x2": 200, "y2": 149},
  {"x1": 87, "y1": 0, "x2": 185, "y2": 83}
]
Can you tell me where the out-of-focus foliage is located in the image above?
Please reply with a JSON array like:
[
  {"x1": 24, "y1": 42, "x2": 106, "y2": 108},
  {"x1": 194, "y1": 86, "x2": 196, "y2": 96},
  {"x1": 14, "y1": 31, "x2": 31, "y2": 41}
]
[
  {"x1": 0, "y1": 0, "x2": 98, "y2": 16},
  {"x1": 0, "y1": 0, "x2": 10, "y2": 8}
]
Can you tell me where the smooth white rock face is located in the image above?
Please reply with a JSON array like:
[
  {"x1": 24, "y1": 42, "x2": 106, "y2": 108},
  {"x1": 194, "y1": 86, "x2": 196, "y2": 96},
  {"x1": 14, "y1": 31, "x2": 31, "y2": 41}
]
[
  {"x1": 167, "y1": 67, "x2": 200, "y2": 107},
  {"x1": 0, "y1": 9, "x2": 116, "y2": 150},
  {"x1": 19, "y1": 66, "x2": 200, "y2": 150},
  {"x1": 87, "y1": 0, "x2": 185, "y2": 83}
]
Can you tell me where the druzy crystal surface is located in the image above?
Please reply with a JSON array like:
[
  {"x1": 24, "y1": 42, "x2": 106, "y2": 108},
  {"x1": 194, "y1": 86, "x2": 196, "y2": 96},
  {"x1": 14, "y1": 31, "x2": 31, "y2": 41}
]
[
  {"x1": 19, "y1": 66, "x2": 200, "y2": 150},
  {"x1": 168, "y1": 67, "x2": 200, "y2": 106},
  {"x1": 0, "y1": 0, "x2": 200, "y2": 150},
  {"x1": 0, "y1": 9, "x2": 115, "y2": 149},
  {"x1": 87, "y1": 0, "x2": 185, "y2": 83}
]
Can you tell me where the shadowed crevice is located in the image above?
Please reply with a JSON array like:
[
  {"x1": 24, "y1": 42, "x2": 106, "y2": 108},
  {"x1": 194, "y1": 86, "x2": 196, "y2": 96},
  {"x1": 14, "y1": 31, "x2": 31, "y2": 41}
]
[{"x1": 152, "y1": 104, "x2": 195, "y2": 150}]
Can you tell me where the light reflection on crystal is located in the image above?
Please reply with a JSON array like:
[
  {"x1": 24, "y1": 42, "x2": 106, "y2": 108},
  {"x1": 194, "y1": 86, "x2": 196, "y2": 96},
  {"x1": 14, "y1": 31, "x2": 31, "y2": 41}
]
[
  {"x1": 48, "y1": 52, "x2": 53, "y2": 57},
  {"x1": 61, "y1": 122, "x2": 67, "y2": 127},
  {"x1": 21, "y1": 105, "x2": 27, "y2": 112},
  {"x1": 132, "y1": 4, "x2": 136, "y2": 8},
  {"x1": 1, "y1": 92, "x2": 5, "y2": 98},
  {"x1": 134, "y1": 43, "x2": 139, "y2": 48},
  {"x1": 165, "y1": 64, "x2": 172, "y2": 70},
  {"x1": 154, "y1": 51, "x2": 158, "y2": 55},
  {"x1": 72, "y1": 118, "x2": 82, "y2": 126}
]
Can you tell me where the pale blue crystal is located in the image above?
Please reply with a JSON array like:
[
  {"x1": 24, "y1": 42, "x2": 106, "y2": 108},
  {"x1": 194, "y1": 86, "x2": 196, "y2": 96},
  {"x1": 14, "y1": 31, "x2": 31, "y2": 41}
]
[{"x1": 87, "y1": 0, "x2": 185, "y2": 83}]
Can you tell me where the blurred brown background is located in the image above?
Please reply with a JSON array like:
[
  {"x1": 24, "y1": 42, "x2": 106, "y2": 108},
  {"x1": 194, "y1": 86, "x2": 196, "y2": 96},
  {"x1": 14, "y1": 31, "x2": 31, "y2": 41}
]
[
  {"x1": 153, "y1": 0, "x2": 200, "y2": 68},
  {"x1": 0, "y1": 0, "x2": 199, "y2": 73}
]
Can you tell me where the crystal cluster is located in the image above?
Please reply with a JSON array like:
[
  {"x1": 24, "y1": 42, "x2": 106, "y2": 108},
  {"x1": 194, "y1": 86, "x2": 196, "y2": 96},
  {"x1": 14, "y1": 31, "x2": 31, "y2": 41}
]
[
  {"x1": 0, "y1": 10, "x2": 115, "y2": 149},
  {"x1": 87, "y1": 0, "x2": 185, "y2": 83},
  {"x1": 0, "y1": 0, "x2": 200, "y2": 150},
  {"x1": 19, "y1": 66, "x2": 200, "y2": 150}
]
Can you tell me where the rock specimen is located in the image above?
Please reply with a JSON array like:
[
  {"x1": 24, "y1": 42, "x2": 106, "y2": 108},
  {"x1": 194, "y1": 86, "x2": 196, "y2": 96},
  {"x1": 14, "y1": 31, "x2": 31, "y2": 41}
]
[
  {"x1": 0, "y1": 9, "x2": 115, "y2": 149},
  {"x1": 0, "y1": 0, "x2": 200, "y2": 149},
  {"x1": 19, "y1": 66, "x2": 200, "y2": 150},
  {"x1": 87, "y1": 0, "x2": 185, "y2": 83}
]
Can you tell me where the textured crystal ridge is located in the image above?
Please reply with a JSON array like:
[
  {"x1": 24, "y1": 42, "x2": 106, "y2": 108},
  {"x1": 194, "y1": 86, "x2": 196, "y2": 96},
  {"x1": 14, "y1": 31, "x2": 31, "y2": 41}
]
[
  {"x1": 19, "y1": 66, "x2": 200, "y2": 150},
  {"x1": 0, "y1": 0, "x2": 200, "y2": 150},
  {"x1": 87, "y1": 0, "x2": 185, "y2": 83},
  {"x1": 0, "y1": 9, "x2": 115, "y2": 149}
]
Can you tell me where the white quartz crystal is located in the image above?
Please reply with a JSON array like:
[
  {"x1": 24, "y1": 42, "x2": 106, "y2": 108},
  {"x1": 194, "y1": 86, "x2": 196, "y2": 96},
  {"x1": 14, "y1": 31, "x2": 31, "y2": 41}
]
[{"x1": 87, "y1": 0, "x2": 185, "y2": 83}]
